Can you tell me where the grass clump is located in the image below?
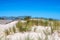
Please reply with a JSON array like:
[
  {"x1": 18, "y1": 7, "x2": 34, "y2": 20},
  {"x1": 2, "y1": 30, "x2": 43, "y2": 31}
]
[{"x1": 16, "y1": 21, "x2": 31, "y2": 32}]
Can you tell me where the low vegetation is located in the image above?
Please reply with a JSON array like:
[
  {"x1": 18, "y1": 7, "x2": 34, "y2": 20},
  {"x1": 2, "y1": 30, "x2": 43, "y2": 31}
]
[
  {"x1": 15, "y1": 16, "x2": 60, "y2": 33},
  {"x1": 2, "y1": 16, "x2": 60, "y2": 34}
]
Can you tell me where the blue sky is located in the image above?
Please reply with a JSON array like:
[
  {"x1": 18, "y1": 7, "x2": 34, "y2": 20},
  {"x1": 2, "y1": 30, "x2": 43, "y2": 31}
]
[{"x1": 0, "y1": 0, "x2": 60, "y2": 19}]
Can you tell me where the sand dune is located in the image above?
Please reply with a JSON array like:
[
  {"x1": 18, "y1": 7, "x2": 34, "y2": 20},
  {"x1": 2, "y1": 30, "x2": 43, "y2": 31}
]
[{"x1": 0, "y1": 20, "x2": 60, "y2": 40}]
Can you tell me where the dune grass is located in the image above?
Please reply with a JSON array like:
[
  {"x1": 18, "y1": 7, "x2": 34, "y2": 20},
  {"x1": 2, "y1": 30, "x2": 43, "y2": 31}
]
[{"x1": 16, "y1": 19, "x2": 60, "y2": 32}]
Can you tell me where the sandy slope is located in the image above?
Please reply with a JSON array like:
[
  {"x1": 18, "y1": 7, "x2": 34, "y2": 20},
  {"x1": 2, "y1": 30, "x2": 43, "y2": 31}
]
[{"x1": 0, "y1": 20, "x2": 60, "y2": 40}]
